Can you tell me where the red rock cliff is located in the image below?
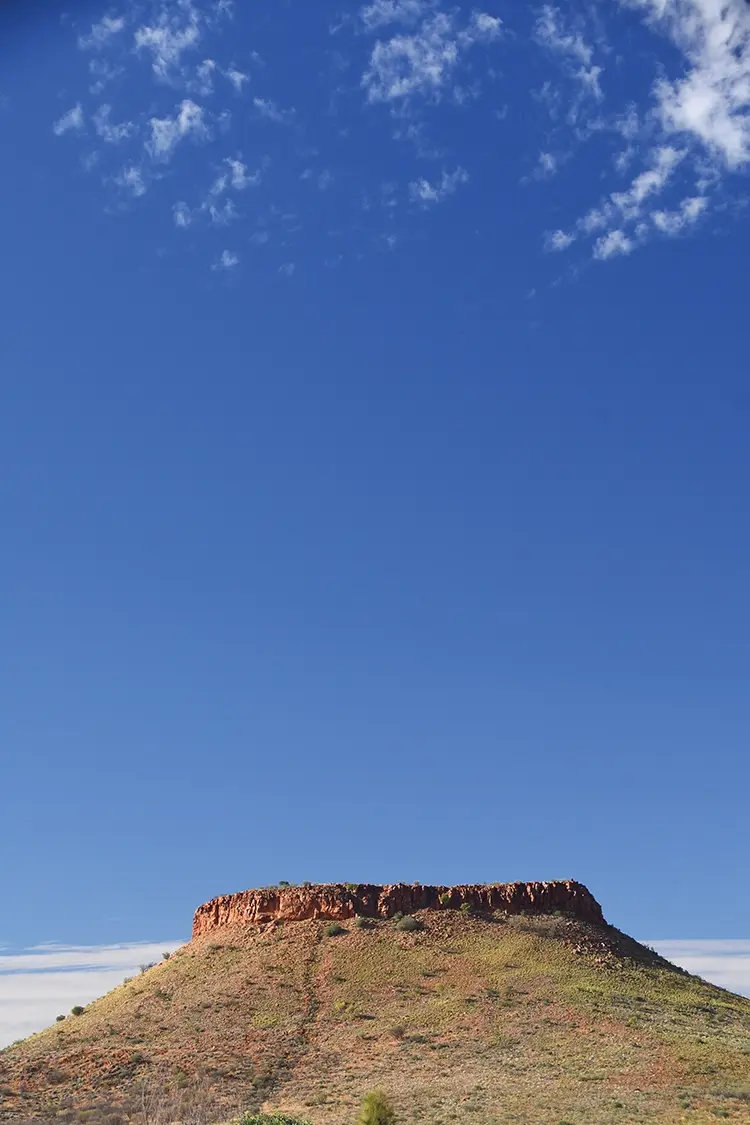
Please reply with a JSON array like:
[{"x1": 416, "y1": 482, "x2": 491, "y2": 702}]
[{"x1": 192, "y1": 880, "x2": 605, "y2": 937}]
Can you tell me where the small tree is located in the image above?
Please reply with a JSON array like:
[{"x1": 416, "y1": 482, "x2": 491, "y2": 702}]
[
  {"x1": 325, "y1": 922, "x2": 346, "y2": 937},
  {"x1": 71, "y1": 1005, "x2": 85, "y2": 1016},
  {"x1": 162, "y1": 951, "x2": 171, "y2": 960},
  {"x1": 359, "y1": 1090, "x2": 396, "y2": 1125}
]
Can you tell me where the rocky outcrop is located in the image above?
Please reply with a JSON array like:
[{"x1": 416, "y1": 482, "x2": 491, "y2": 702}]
[{"x1": 192, "y1": 880, "x2": 605, "y2": 937}]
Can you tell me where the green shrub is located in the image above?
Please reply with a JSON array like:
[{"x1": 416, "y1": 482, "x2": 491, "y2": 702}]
[
  {"x1": 358, "y1": 1090, "x2": 396, "y2": 1125},
  {"x1": 71, "y1": 1006, "x2": 85, "y2": 1016},
  {"x1": 459, "y1": 903, "x2": 472, "y2": 916},
  {"x1": 278, "y1": 881, "x2": 291, "y2": 887},
  {"x1": 438, "y1": 893, "x2": 451, "y2": 907},
  {"x1": 392, "y1": 911, "x2": 404, "y2": 923},
  {"x1": 354, "y1": 916, "x2": 373, "y2": 929},
  {"x1": 139, "y1": 962, "x2": 156, "y2": 973},
  {"x1": 345, "y1": 882, "x2": 358, "y2": 892},
  {"x1": 162, "y1": 951, "x2": 171, "y2": 960},
  {"x1": 325, "y1": 922, "x2": 346, "y2": 937},
  {"x1": 396, "y1": 915, "x2": 423, "y2": 932},
  {"x1": 56, "y1": 1014, "x2": 66, "y2": 1022}
]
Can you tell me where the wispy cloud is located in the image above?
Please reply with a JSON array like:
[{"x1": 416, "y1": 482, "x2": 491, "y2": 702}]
[
  {"x1": 113, "y1": 163, "x2": 147, "y2": 197},
  {"x1": 634, "y1": 0, "x2": 750, "y2": 169},
  {"x1": 547, "y1": 144, "x2": 694, "y2": 259},
  {"x1": 134, "y1": 0, "x2": 202, "y2": 82},
  {"x1": 593, "y1": 228, "x2": 634, "y2": 259},
  {"x1": 360, "y1": 0, "x2": 435, "y2": 32},
  {"x1": 212, "y1": 248, "x2": 239, "y2": 270},
  {"x1": 210, "y1": 156, "x2": 261, "y2": 193},
  {"x1": 147, "y1": 99, "x2": 209, "y2": 161},
  {"x1": 253, "y1": 96, "x2": 295, "y2": 124},
  {"x1": 361, "y1": 7, "x2": 501, "y2": 105},
  {"x1": 544, "y1": 0, "x2": 750, "y2": 261},
  {"x1": 224, "y1": 66, "x2": 249, "y2": 92},
  {"x1": 92, "y1": 104, "x2": 136, "y2": 143},
  {"x1": 53, "y1": 104, "x2": 84, "y2": 135},
  {"x1": 77, "y1": 14, "x2": 126, "y2": 51},
  {"x1": 534, "y1": 4, "x2": 603, "y2": 105},
  {"x1": 0, "y1": 941, "x2": 183, "y2": 1050},
  {"x1": 409, "y1": 165, "x2": 468, "y2": 203}
]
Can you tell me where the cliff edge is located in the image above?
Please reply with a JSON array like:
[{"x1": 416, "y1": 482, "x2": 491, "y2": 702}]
[{"x1": 192, "y1": 879, "x2": 604, "y2": 937}]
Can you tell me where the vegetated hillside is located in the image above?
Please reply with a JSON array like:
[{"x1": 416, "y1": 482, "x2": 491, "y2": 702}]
[{"x1": 2, "y1": 887, "x2": 750, "y2": 1125}]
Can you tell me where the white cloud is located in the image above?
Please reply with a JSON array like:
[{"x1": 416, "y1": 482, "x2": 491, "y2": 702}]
[
  {"x1": 459, "y1": 10, "x2": 502, "y2": 45},
  {"x1": 224, "y1": 66, "x2": 249, "y2": 92},
  {"x1": 210, "y1": 157, "x2": 261, "y2": 195},
  {"x1": 147, "y1": 99, "x2": 209, "y2": 161},
  {"x1": 88, "y1": 57, "x2": 125, "y2": 94},
  {"x1": 631, "y1": 0, "x2": 750, "y2": 168},
  {"x1": 113, "y1": 163, "x2": 147, "y2": 197},
  {"x1": 409, "y1": 165, "x2": 468, "y2": 203},
  {"x1": 195, "y1": 57, "x2": 217, "y2": 95},
  {"x1": 545, "y1": 228, "x2": 575, "y2": 250},
  {"x1": 648, "y1": 940, "x2": 750, "y2": 998},
  {"x1": 206, "y1": 198, "x2": 238, "y2": 224},
  {"x1": 609, "y1": 143, "x2": 684, "y2": 218},
  {"x1": 134, "y1": 0, "x2": 202, "y2": 82},
  {"x1": 593, "y1": 227, "x2": 634, "y2": 258},
  {"x1": 173, "y1": 200, "x2": 193, "y2": 227},
  {"x1": 213, "y1": 248, "x2": 240, "y2": 270},
  {"x1": 651, "y1": 192, "x2": 708, "y2": 233},
  {"x1": 534, "y1": 5, "x2": 603, "y2": 103},
  {"x1": 362, "y1": 8, "x2": 501, "y2": 104},
  {"x1": 360, "y1": 0, "x2": 434, "y2": 31},
  {"x1": 53, "y1": 104, "x2": 84, "y2": 135},
  {"x1": 0, "y1": 941, "x2": 183, "y2": 1050},
  {"x1": 253, "y1": 96, "x2": 295, "y2": 123},
  {"x1": 536, "y1": 150, "x2": 558, "y2": 178},
  {"x1": 78, "y1": 15, "x2": 126, "y2": 51},
  {"x1": 278, "y1": 262, "x2": 295, "y2": 275},
  {"x1": 555, "y1": 144, "x2": 691, "y2": 258},
  {"x1": 92, "y1": 104, "x2": 136, "y2": 143},
  {"x1": 550, "y1": 0, "x2": 750, "y2": 263}
]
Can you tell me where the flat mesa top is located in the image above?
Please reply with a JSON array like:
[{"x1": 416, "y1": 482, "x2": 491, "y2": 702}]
[{"x1": 191, "y1": 879, "x2": 605, "y2": 935}]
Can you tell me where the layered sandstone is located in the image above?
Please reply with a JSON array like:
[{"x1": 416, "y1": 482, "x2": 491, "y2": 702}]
[{"x1": 192, "y1": 880, "x2": 604, "y2": 937}]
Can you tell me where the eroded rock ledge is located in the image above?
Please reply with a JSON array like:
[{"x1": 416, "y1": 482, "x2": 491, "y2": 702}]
[{"x1": 192, "y1": 880, "x2": 605, "y2": 937}]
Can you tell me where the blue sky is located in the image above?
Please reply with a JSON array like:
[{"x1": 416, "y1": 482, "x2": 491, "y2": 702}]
[{"x1": 3, "y1": 0, "x2": 750, "y2": 1024}]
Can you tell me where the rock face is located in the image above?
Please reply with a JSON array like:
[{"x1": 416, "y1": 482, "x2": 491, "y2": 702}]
[{"x1": 192, "y1": 880, "x2": 605, "y2": 937}]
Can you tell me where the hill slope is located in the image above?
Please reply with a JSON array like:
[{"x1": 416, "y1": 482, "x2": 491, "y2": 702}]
[{"x1": 2, "y1": 884, "x2": 750, "y2": 1125}]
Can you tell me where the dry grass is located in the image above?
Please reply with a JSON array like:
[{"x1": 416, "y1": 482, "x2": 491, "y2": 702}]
[{"x1": 2, "y1": 912, "x2": 750, "y2": 1125}]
